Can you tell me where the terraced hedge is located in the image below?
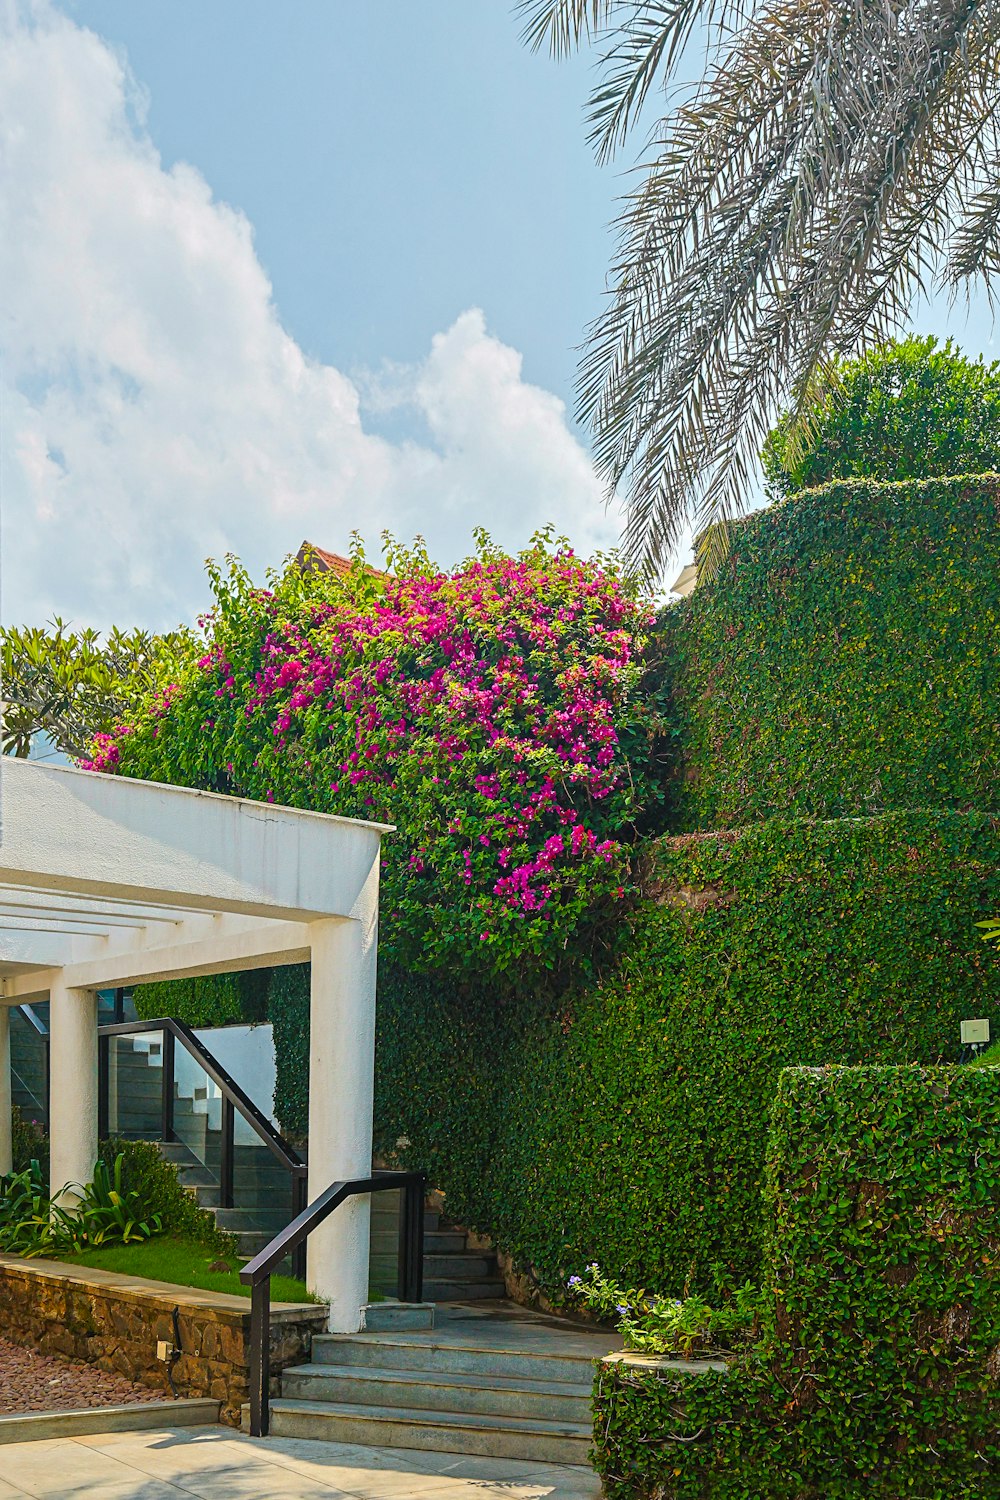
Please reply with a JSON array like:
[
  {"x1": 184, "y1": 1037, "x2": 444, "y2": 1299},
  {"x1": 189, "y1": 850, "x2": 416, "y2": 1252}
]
[
  {"x1": 664, "y1": 474, "x2": 1000, "y2": 831},
  {"x1": 593, "y1": 1065, "x2": 1000, "y2": 1499},
  {"x1": 373, "y1": 810, "x2": 1000, "y2": 1293}
]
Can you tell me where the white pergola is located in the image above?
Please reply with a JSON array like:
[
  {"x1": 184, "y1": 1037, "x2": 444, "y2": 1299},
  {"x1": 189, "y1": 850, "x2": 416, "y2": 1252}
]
[{"x1": 0, "y1": 757, "x2": 391, "y2": 1333}]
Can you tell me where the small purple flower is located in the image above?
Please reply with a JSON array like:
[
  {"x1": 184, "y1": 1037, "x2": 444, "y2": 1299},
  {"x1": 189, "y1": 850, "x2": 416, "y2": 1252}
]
[
  {"x1": 616, "y1": 1304, "x2": 629, "y2": 1315},
  {"x1": 567, "y1": 1276, "x2": 582, "y2": 1288}
]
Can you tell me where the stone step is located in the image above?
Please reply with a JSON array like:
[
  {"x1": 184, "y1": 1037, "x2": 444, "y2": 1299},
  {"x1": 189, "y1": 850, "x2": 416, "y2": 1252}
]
[
  {"x1": 362, "y1": 1303, "x2": 435, "y2": 1333},
  {"x1": 423, "y1": 1254, "x2": 496, "y2": 1280},
  {"x1": 422, "y1": 1279, "x2": 508, "y2": 1303},
  {"x1": 246, "y1": 1398, "x2": 591, "y2": 1465},
  {"x1": 312, "y1": 1335, "x2": 596, "y2": 1386},
  {"x1": 418, "y1": 1231, "x2": 467, "y2": 1255},
  {"x1": 280, "y1": 1364, "x2": 591, "y2": 1425}
]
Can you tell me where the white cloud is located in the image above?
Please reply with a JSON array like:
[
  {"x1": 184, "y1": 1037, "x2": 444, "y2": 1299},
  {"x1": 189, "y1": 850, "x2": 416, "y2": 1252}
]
[{"x1": 0, "y1": 1, "x2": 616, "y2": 631}]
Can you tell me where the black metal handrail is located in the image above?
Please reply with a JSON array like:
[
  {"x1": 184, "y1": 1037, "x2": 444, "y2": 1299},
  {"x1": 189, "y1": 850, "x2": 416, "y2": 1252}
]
[
  {"x1": 240, "y1": 1169, "x2": 426, "y2": 1437},
  {"x1": 97, "y1": 1016, "x2": 309, "y2": 1272}
]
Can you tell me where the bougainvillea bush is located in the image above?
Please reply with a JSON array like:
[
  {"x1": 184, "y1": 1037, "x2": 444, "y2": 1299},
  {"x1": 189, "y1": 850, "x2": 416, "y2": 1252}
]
[{"x1": 89, "y1": 533, "x2": 656, "y2": 982}]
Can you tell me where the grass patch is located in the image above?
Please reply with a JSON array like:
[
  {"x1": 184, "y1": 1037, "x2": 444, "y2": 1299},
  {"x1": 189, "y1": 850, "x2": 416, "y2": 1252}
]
[{"x1": 61, "y1": 1234, "x2": 320, "y2": 1304}]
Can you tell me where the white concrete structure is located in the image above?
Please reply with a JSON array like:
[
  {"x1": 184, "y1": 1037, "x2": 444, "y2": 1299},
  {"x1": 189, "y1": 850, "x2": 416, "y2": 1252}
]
[{"x1": 0, "y1": 758, "x2": 391, "y2": 1332}]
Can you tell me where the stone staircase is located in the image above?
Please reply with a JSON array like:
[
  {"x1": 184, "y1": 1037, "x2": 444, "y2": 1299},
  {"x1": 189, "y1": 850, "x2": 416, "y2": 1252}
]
[
  {"x1": 248, "y1": 1300, "x2": 622, "y2": 1464},
  {"x1": 96, "y1": 1030, "x2": 506, "y2": 1299}
]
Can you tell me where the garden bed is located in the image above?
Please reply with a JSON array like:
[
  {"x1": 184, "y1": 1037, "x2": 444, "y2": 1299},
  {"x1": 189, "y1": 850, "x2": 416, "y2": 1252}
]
[
  {"x1": 0, "y1": 1253, "x2": 328, "y2": 1426},
  {"x1": 0, "y1": 1335, "x2": 165, "y2": 1414}
]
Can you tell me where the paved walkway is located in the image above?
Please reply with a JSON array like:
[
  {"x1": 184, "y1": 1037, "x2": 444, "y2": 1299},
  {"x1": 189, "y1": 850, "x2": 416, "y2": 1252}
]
[{"x1": 0, "y1": 1426, "x2": 602, "y2": 1498}]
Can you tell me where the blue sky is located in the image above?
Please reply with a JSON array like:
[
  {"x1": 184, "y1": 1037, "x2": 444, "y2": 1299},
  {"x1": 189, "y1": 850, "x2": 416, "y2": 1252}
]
[
  {"x1": 1, "y1": 2, "x2": 997, "y2": 630},
  {"x1": 66, "y1": 1, "x2": 613, "y2": 427}
]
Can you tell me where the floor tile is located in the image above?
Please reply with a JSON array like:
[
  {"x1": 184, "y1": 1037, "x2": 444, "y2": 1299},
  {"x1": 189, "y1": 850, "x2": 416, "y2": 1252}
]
[{"x1": 0, "y1": 1428, "x2": 601, "y2": 1500}]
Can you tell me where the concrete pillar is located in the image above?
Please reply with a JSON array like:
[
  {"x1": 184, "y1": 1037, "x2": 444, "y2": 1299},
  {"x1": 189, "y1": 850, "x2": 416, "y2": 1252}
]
[
  {"x1": 0, "y1": 1005, "x2": 11, "y2": 1177},
  {"x1": 49, "y1": 980, "x2": 98, "y2": 1207},
  {"x1": 307, "y1": 866, "x2": 379, "y2": 1332}
]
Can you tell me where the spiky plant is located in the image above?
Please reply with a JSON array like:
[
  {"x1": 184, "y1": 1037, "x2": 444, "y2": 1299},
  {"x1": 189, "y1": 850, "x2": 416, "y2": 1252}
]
[{"x1": 521, "y1": 0, "x2": 1000, "y2": 579}]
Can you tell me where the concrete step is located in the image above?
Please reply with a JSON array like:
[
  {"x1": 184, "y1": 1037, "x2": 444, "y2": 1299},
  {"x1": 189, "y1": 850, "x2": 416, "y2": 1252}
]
[
  {"x1": 423, "y1": 1254, "x2": 496, "y2": 1280},
  {"x1": 312, "y1": 1335, "x2": 596, "y2": 1386},
  {"x1": 247, "y1": 1398, "x2": 591, "y2": 1464},
  {"x1": 422, "y1": 1231, "x2": 467, "y2": 1254},
  {"x1": 280, "y1": 1364, "x2": 591, "y2": 1425},
  {"x1": 362, "y1": 1303, "x2": 435, "y2": 1333},
  {"x1": 423, "y1": 1279, "x2": 508, "y2": 1303}
]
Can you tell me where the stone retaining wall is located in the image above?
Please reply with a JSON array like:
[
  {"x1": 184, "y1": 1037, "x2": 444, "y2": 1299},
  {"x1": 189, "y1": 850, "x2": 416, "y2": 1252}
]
[{"x1": 0, "y1": 1256, "x2": 328, "y2": 1426}]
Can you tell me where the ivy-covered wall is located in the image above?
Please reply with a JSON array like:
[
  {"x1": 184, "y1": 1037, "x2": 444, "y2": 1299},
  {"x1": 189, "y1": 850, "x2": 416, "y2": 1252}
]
[
  {"x1": 593, "y1": 1065, "x2": 1000, "y2": 1499},
  {"x1": 374, "y1": 810, "x2": 1000, "y2": 1294},
  {"x1": 664, "y1": 474, "x2": 1000, "y2": 831},
  {"x1": 148, "y1": 809, "x2": 1000, "y2": 1289}
]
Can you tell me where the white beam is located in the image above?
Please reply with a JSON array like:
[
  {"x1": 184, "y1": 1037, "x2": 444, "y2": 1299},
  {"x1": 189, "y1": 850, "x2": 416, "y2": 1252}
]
[
  {"x1": 0, "y1": 759, "x2": 389, "y2": 922},
  {"x1": 1, "y1": 916, "x2": 313, "y2": 1001},
  {"x1": 0, "y1": 889, "x2": 183, "y2": 924}
]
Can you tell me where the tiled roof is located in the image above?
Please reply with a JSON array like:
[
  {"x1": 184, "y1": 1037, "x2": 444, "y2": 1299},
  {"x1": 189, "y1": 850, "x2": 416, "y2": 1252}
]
[{"x1": 295, "y1": 541, "x2": 355, "y2": 577}]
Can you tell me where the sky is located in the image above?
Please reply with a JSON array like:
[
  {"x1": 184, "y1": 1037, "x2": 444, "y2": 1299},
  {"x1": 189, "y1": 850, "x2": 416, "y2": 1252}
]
[{"x1": 1, "y1": 0, "x2": 997, "y2": 632}]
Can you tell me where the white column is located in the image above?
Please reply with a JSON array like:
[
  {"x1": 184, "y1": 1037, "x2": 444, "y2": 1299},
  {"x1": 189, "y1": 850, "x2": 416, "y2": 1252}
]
[
  {"x1": 49, "y1": 980, "x2": 98, "y2": 1207},
  {"x1": 0, "y1": 1005, "x2": 12, "y2": 1177},
  {"x1": 307, "y1": 864, "x2": 379, "y2": 1332}
]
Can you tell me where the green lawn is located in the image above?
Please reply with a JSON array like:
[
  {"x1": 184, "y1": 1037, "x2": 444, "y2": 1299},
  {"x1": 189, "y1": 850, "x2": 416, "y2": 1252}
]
[{"x1": 62, "y1": 1235, "x2": 319, "y2": 1304}]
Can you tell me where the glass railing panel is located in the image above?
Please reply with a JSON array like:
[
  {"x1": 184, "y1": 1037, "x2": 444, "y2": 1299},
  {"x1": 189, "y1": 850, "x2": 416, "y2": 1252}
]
[
  {"x1": 9, "y1": 1006, "x2": 48, "y2": 1131},
  {"x1": 368, "y1": 1185, "x2": 402, "y2": 1298},
  {"x1": 105, "y1": 1031, "x2": 161, "y2": 1140}
]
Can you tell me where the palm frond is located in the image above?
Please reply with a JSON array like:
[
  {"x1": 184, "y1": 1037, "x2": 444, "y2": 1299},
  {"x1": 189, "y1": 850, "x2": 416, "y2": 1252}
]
[{"x1": 567, "y1": 0, "x2": 1000, "y2": 578}]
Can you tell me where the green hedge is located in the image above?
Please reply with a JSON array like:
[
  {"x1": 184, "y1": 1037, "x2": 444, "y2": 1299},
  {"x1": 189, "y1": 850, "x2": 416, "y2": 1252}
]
[
  {"x1": 133, "y1": 973, "x2": 247, "y2": 1029},
  {"x1": 593, "y1": 1065, "x2": 1000, "y2": 1499},
  {"x1": 664, "y1": 474, "x2": 1000, "y2": 830},
  {"x1": 373, "y1": 810, "x2": 1000, "y2": 1294}
]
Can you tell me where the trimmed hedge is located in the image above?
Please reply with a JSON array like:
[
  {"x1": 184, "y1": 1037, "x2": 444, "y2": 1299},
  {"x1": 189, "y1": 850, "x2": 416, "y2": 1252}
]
[
  {"x1": 374, "y1": 810, "x2": 1000, "y2": 1293},
  {"x1": 132, "y1": 971, "x2": 268, "y2": 1030},
  {"x1": 664, "y1": 474, "x2": 1000, "y2": 830},
  {"x1": 593, "y1": 1065, "x2": 1000, "y2": 1499}
]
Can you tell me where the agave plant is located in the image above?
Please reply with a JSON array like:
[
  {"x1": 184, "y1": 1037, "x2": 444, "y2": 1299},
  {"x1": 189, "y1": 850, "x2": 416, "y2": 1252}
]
[
  {"x1": 71, "y1": 1155, "x2": 162, "y2": 1246},
  {"x1": 0, "y1": 1153, "x2": 162, "y2": 1257},
  {"x1": 522, "y1": 0, "x2": 1000, "y2": 580},
  {"x1": 0, "y1": 1160, "x2": 79, "y2": 1257}
]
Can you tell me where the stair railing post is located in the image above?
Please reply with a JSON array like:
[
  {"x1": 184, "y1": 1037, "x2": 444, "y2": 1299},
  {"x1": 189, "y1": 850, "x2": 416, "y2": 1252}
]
[
  {"x1": 291, "y1": 1171, "x2": 308, "y2": 1283},
  {"x1": 161, "y1": 1028, "x2": 175, "y2": 1143},
  {"x1": 220, "y1": 1094, "x2": 235, "y2": 1209},
  {"x1": 97, "y1": 1033, "x2": 109, "y2": 1141},
  {"x1": 398, "y1": 1172, "x2": 425, "y2": 1304},
  {"x1": 248, "y1": 1274, "x2": 271, "y2": 1437},
  {"x1": 43, "y1": 1034, "x2": 50, "y2": 1136}
]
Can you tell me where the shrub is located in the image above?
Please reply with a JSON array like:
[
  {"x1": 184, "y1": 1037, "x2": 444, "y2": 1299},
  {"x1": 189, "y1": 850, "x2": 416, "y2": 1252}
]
[
  {"x1": 663, "y1": 474, "x2": 1000, "y2": 831},
  {"x1": 593, "y1": 1065, "x2": 1000, "y2": 1499},
  {"x1": 97, "y1": 1139, "x2": 235, "y2": 1255},
  {"x1": 87, "y1": 536, "x2": 657, "y2": 985},
  {"x1": 0, "y1": 1151, "x2": 161, "y2": 1257},
  {"x1": 761, "y1": 336, "x2": 1000, "y2": 499},
  {"x1": 5, "y1": 1127, "x2": 232, "y2": 1256}
]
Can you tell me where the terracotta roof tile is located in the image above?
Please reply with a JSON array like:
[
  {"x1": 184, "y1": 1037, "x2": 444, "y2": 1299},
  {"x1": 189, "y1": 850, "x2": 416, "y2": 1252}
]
[{"x1": 295, "y1": 541, "x2": 385, "y2": 579}]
